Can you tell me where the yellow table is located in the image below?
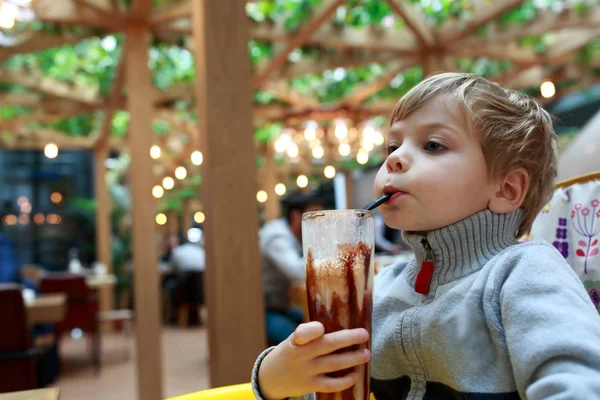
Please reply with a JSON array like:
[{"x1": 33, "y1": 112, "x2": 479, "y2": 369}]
[{"x1": 0, "y1": 388, "x2": 59, "y2": 400}]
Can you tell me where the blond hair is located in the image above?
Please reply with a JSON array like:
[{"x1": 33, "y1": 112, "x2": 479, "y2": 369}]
[{"x1": 391, "y1": 72, "x2": 557, "y2": 237}]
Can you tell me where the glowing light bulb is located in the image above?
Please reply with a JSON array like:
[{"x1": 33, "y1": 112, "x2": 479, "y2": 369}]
[
  {"x1": 44, "y1": 143, "x2": 58, "y2": 159},
  {"x1": 156, "y1": 213, "x2": 167, "y2": 225},
  {"x1": 152, "y1": 185, "x2": 164, "y2": 198},
  {"x1": 335, "y1": 122, "x2": 348, "y2": 140},
  {"x1": 274, "y1": 134, "x2": 292, "y2": 153},
  {"x1": 275, "y1": 183, "x2": 286, "y2": 196},
  {"x1": 162, "y1": 177, "x2": 174, "y2": 190},
  {"x1": 191, "y1": 151, "x2": 203, "y2": 165},
  {"x1": 50, "y1": 192, "x2": 62, "y2": 204},
  {"x1": 373, "y1": 131, "x2": 385, "y2": 146},
  {"x1": 150, "y1": 145, "x2": 161, "y2": 159},
  {"x1": 324, "y1": 165, "x2": 336, "y2": 179},
  {"x1": 287, "y1": 143, "x2": 299, "y2": 158},
  {"x1": 175, "y1": 166, "x2": 187, "y2": 180},
  {"x1": 312, "y1": 146, "x2": 324, "y2": 159},
  {"x1": 296, "y1": 175, "x2": 308, "y2": 188},
  {"x1": 0, "y1": 6, "x2": 15, "y2": 29},
  {"x1": 357, "y1": 150, "x2": 369, "y2": 165},
  {"x1": 540, "y1": 80, "x2": 556, "y2": 98},
  {"x1": 257, "y1": 190, "x2": 268, "y2": 203},
  {"x1": 338, "y1": 143, "x2": 351, "y2": 157},
  {"x1": 194, "y1": 212, "x2": 205, "y2": 223}
]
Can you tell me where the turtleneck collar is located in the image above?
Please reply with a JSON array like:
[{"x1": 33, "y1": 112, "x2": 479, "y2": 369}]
[{"x1": 401, "y1": 209, "x2": 523, "y2": 293}]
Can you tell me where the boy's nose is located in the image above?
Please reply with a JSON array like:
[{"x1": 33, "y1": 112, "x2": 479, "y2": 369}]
[{"x1": 386, "y1": 159, "x2": 403, "y2": 173}]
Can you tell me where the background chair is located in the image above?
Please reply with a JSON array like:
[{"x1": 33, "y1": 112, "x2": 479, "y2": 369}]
[
  {"x1": 530, "y1": 171, "x2": 600, "y2": 313},
  {"x1": 40, "y1": 274, "x2": 100, "y2": 371},
  {"x1": 0, "y1": 284, "x2": 38, "y2": 393}
]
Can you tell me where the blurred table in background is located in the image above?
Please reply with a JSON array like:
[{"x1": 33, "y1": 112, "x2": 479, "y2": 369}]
[
  {"x1": 0, "y1": 389, "x2": 60, "y2": 400},
  {"x1": 25, "y1": 293, "x2": 67, "y2": 325}
]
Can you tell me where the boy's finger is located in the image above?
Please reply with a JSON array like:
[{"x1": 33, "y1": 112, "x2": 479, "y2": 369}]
[
  {"x1": 313, "y1": 372, "x2": 359, "y2": 393},
  {"x1": 313, "y1": 328, "x2": 369, "y2": 356},
  {"x1": 291, "y1": 322, "x2": 325, "y2": 346},
  {"x1": 313, "y1": 349, "x2": 370, "y2": 374}
]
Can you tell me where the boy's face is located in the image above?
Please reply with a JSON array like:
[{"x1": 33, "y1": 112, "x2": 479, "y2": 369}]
[{"x1": 374, "y1": 95, "x2": 496, "y2": 233}]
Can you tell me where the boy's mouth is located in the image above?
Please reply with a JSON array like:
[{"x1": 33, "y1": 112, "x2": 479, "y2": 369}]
[{"x1": 382, "y1": 185, "x2": 408, "y2": 203}]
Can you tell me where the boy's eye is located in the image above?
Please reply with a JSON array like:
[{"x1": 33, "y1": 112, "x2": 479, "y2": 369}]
[
  {"x1": 424, "y1": 141, "x2": 445, "y2": 152},
  {"x1": 386, "y1": 144, "x2": 399, "y2": 155}
]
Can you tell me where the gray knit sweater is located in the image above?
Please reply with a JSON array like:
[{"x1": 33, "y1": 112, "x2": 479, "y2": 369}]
[{"x1": 251, "y1": 209, "x2": 600, "y2": 399}]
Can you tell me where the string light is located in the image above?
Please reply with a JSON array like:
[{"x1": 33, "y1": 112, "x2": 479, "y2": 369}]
[
  {"x1": 34, "y1": 213, "x2": 45, "y2": 225},
  {"x1": 175, "y1": 166, "x2": 187, "y2": 180},
  {"x1": 150, "y1": 145, "x2": 161, "y2": 159},
  {"x1": 17, "y1": 196, "x2": 28, "y2": 206},
  {"x1": 335, "y1": 121, "x2": 348, "y2": 140},
  {"x1": 50, "y1": 192, "x2": 62, "y2": 204},
  {"x1": 540, "y1": 80, "x2": 556, "y2": 98},
  {"x1": 373, "y1": 131, "x2": 385, "y2": 146},
  {"x1": 191, "y1": 151, "x2": 203, "y2": 166},
  {"x1": 162, "y1": 177, "x2": 174, "y2": 190},
  {"x1": 338, "y1": 143, "x2": 351, "y2": 157},
  {"x1": 274, "y1": 133, "x2": 292, "y2": 153},
  {"x1": 357, "y1": 150, "x2": 369, "y2": 165},
  {"x1": 3, "y1": 215, "x2": 17, "y2": 226},
  {"x1": 44, "y1": 143, "x2": 58, "y2": 159},
  {"x1": 0, "y1": 3, "x2": 15, "y2": 29},
  {"x1": 296, "y1": 175, "x2": 308, "y2": 188},
  {"x1": 194, "y1": 211, "x2": 205, "y2": 224},
  {"x1": 156, "y1": 213, "x2": 167, "y2": 225},
  {"x1": 324, "y1": 165, "x2": 336, "y2": 179},
  {"x1": 286, "y1": 142, "x2": 299, "y2": 158},
  {"x1": 275, "y1": 183, "x2": 286, "y2": 196},
  {"x1": 152, "y1": 185, "x2": 164, "y2": 198},
  {"x1": 304, "y1": 121, "x2": 318, "y2": 141},
  {"x1": 312, "y1": 146, "x2": 324, "y2": 159},
  {"x1": 257, "y1": 190, "x2": 268, "y2": 203}
]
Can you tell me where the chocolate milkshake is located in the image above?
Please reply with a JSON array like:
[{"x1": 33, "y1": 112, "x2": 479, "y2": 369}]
[{"x1": 302, "y1": 210, "x2": 374, "y2": 400}]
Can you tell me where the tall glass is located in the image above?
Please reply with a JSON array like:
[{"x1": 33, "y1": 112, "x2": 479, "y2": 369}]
[{"x1": 302, "y1": 210, "x2": 374, "y2": 400}]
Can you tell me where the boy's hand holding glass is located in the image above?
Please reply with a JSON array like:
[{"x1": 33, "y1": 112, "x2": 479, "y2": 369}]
[{"x1": 258, "y1": 322, "x2": 370, "y2": 400}]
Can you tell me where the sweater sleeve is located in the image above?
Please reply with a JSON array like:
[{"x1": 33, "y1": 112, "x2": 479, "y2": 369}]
[
  {"x1": 251, "y1": 347, "x2": 316, "y2": 400},
  {"x1": 263, "y1": 236, "x2": 306, "y2": 282},
  {"x1": 498, "y1": 244, "x2": 600, "y2": 400}
]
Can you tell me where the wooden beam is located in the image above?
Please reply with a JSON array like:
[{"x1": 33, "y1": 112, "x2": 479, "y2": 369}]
[
  {"x1": 33, "y1": 0, "x2": 124, "y2": 30},
  {"x1": 385, "y1": 0, "x2": 435, "y2": 46},
  {"x1": 256, "y1": 51, "x2": 397, "y2": 81},
  {"x1": 94, "y1": 46, "x2": 127, "y2": 148},
  {"x1": 452, "y1": 41, "x2": 539, "y2": 67},
  {"x1": 0, "y1": 69, "x2": 102, "y2": 105},
  {"x1": 263, "y1": 81, "x2": 320, "y2": 107},
  {"x1": 253, "y1": 0, "x2": 345, "y2": 88},
  {"x1": 462, "y1": 6, "x2": 600, "y2": 47},
  {"x1": 191, "y1": 0, "x2": 266, "y2": 386},
  {"x1": 344, "y1": 58, "x2": 417, "y2": 105},
  {"x1": 125, "y1": 19, "x2": 163, "y2": 400},
  {"x1": 545, "y1": 28, "x2": 600, "y2": 63},
  {"x1": 439, "y1": 0, "x2": 526, "y2": 44},
  {"x1": 0, "y1": 33, "x2": 90, "y2": 63},
  {"x1": 151, "y1": 0, "x2": 191, "y2": 26},
  {"x1": 130, "y1": 0, "x2": 153, "y2": 21}
]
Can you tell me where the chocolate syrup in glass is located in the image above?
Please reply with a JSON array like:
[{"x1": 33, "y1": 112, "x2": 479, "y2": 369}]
[{"x1": 306, "y1": 242, "x2": 373, "y2": 400}]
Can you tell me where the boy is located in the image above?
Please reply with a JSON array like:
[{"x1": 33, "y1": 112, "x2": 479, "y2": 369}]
[{"x1": 251, "y1": 73, "x2": 600, "y2": 399}]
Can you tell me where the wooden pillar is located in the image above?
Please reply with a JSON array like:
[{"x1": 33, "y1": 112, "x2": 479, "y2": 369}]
[
  {"x1": 126, "y1": 21, "x2": 163, "y2": 400},
  {"x1": 264, "y1": 143, "x2": 280, "y2": 221},
  {"x1": 344, "y1": 170, "x2": 354, "y2": 209},
  {"x1": 191, "y1": 0, "x2": 266, "y2": 387},
  {"x1": 94, "y1": 143, "x2": 114, "y2": 332}
]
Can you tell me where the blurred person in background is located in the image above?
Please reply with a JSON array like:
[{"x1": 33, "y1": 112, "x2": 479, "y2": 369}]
[
  {"x1": 260, "y1": 192, "x2": 325, "y2": 345},
  {"x1": 169, "y1": 227, "x2": 205, "y2": 326}
]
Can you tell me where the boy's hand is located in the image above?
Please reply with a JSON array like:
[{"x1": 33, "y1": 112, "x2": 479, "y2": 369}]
[{"x1": 258, "y1": 322, "x2": 370, "y2": 400}]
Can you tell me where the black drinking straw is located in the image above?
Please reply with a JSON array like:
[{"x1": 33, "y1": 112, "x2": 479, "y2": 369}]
[{"x1": 363, "y1": 193, "x2": 392, "y2": 211}]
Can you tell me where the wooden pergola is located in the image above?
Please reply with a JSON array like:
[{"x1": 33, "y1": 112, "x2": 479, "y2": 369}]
[{"x1": 2, "y1": 1, "x2": 600, "y2": 398}]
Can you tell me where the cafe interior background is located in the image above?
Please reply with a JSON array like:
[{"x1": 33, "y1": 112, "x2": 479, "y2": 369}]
[{"x1": 1, "y1": 0, "x2": 600, "y2": 398}]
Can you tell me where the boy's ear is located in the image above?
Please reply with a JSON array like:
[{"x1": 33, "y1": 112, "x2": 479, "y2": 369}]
[{"x1": 488, "y1": 168, "x2": 529, "y2": 214}]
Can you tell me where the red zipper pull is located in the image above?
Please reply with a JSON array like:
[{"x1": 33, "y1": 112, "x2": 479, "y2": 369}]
[{"x1": 415, "y1": 239, "x2": 434, "y2": 295}]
